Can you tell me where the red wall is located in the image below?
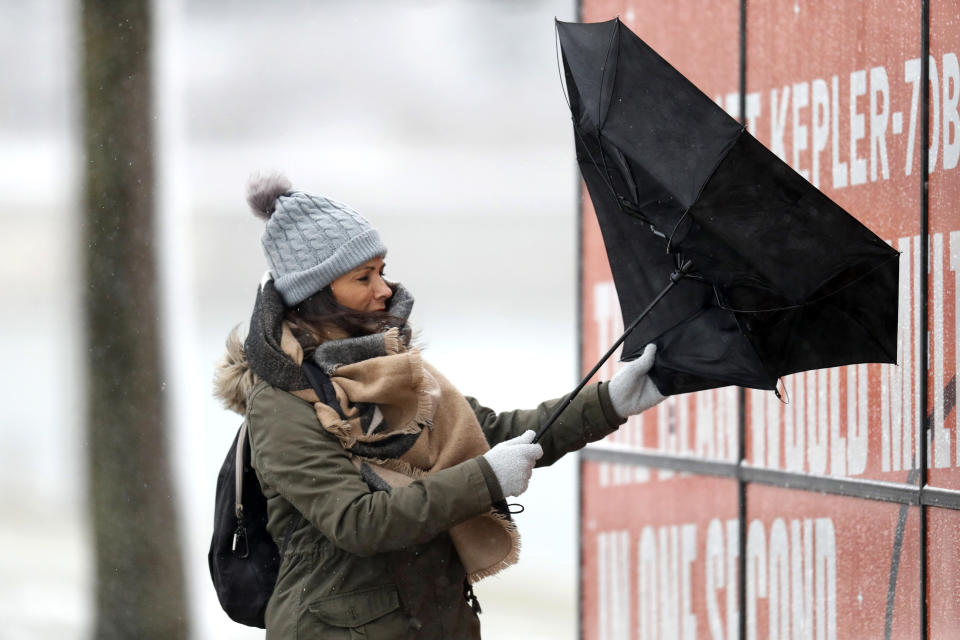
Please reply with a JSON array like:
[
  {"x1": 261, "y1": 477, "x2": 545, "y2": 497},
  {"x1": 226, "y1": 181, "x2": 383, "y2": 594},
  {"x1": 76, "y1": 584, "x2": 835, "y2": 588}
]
[{"x1": 578, "y1": 1, "x2": 960, "y2": 638}]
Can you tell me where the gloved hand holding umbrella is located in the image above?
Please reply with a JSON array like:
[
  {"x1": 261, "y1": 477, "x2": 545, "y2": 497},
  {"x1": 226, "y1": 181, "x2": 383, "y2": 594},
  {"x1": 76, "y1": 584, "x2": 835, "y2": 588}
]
[
  {"x1": 483, "y1": 431, "x2": 544, "y2": 498},
  {"x1": 608, "y1": 343, "x2": 664, "y2": 419}
]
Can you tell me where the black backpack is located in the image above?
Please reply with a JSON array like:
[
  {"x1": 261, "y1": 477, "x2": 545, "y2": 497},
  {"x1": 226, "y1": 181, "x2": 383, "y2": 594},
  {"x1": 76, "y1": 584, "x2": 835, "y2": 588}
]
[{"x1": 208, "y1": 361, "x2": 341, "y2": 628}]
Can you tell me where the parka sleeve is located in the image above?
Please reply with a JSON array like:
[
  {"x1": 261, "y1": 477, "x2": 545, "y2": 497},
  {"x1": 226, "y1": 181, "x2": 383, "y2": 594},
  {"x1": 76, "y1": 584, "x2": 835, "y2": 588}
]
[
  {"x1": 466, "y1": 381, "x2": 626, "y2": 467},
  {"x1": 246, "y1": 383, "x2": 495, "y2": 557}
]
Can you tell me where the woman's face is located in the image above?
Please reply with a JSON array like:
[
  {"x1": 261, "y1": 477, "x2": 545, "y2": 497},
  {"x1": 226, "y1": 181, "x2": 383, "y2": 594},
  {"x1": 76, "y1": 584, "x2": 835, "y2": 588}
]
[{"x1": 330, "y1": 256, "x2": 392, "y2": 312}]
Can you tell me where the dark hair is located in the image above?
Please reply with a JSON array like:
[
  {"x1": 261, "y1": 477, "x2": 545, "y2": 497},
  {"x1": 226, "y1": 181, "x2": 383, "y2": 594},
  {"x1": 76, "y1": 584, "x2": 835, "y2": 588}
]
[{"x1": 284, "y1": 284, "x2": 404, "y2": 351}]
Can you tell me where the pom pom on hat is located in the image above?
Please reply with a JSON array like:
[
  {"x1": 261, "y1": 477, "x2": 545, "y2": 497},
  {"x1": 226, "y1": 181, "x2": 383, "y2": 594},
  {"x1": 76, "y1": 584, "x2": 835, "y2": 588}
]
[{"x1": 246, "y1": 172, "x2": 292, "y2": 220}]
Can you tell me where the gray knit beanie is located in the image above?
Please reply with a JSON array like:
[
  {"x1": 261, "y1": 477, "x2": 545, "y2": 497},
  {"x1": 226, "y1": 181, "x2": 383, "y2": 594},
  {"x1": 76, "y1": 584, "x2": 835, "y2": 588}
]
[{"x1": 246, "y1": 173, "x2": 387, "y2": 306}]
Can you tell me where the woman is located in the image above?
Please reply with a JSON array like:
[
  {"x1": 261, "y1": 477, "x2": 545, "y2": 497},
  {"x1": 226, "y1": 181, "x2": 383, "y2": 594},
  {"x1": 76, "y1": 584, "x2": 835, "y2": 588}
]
[{"x1": 214, "y1": 174, "x2": 664, "y2": 639}]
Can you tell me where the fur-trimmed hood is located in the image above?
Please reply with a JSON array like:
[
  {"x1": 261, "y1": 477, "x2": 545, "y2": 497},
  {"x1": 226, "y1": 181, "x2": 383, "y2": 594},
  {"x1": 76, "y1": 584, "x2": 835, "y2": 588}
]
[{"x1": 212, "y1": 325, "x2": 258, "y2": 415}]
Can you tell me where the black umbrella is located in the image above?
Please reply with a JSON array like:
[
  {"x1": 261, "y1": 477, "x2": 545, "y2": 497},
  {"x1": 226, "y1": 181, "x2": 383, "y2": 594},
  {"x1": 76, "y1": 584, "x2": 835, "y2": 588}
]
[{"x1": 535, "y1": 18, "x2": 898, "y2": 440}]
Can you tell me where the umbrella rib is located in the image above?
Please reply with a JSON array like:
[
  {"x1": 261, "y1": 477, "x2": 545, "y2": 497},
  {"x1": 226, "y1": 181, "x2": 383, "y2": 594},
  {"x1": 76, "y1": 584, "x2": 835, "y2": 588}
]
[
  {"x1": 714, "y1": 252, "x2": 900, "y2": 314},
  {"x1": 783, "y1": 291, "x2": 900, "y2": 370},
  {"x1": 690, "y1": 125, "x2": 747, "y2": 208},
  {"x1": 553, "y1": 20, "x2": 573, "y2": 113},
  {"x1": 595, "y1": 22, "x2": 622, "y2": 205},
  {"x1": 556, "y1": 24, "x2": 620, "y2": 201},
  {"x1": 572, "y1": 125, "x2": 619, "y2": 203},
  {"x1": 595, "y1": 18, "x2": 620, "y2": 131},
  {"x1": 665, "y1": 208, "x2": 691, "y2": 254},
  {"x1": 725, "y1": 296, "x2": 780, "y2": 388}
]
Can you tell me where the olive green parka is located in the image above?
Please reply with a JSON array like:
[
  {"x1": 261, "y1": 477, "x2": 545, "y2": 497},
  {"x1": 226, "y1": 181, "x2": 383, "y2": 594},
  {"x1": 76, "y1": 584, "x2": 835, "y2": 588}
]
[{"x1": 236, "y1": 373, "x2": 624, "y2": 640}]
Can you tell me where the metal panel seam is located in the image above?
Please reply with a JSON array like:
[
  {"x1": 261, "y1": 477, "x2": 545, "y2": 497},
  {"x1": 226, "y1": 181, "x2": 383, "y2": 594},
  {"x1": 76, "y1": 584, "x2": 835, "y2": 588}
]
[
  {"x1": 737, "y1": 4, "x2": 748, "y2": 639},
  {"x1": 581, "y1": 446, "x2": 926, "y2": 505},
  {"x1": 921, "y1": 486, "x2": 960, "y2": 509},
  {"x1": 574, "y1": 4, "x2": 584, "y2": 640},
  {"x1": 920, "y1": 2, "x2": 930, "y2": 637}
]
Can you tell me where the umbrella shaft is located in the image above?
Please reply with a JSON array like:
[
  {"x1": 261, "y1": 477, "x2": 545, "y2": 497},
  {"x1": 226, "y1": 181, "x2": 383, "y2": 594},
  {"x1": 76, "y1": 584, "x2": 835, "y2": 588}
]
[{"x1": 534, "y1": 267, "x2": 686, "y2": 443}]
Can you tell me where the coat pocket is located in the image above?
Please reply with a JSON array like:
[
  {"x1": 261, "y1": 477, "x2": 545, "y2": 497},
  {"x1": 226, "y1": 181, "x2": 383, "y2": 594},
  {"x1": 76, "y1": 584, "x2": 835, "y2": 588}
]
[{"x1": 300, "y1": 585, "x2": 409, "y2": 639}]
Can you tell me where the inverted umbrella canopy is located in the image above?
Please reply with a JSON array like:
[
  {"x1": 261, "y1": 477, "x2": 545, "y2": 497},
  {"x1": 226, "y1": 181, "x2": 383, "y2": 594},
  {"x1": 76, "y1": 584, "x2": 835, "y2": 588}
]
[{"x1": 557, "y1": 18, "x2": 899, "y2": 396}]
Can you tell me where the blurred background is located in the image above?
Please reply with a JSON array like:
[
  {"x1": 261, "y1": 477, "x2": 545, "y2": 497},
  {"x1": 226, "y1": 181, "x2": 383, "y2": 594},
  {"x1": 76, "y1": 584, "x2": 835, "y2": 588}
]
[{"x1": 0, "y1": 0, "x2": 583, "y2": 638}]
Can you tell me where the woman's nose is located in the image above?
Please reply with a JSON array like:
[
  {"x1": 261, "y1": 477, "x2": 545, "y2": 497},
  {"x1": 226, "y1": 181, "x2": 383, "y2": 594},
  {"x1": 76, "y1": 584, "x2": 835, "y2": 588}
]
[{"x1": 375, "y1": 277, "x2": 393, "y2": 299}]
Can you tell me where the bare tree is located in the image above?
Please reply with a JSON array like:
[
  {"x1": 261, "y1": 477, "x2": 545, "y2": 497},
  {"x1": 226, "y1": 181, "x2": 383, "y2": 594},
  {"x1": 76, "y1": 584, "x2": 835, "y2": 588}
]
[{"x1": 81, "y1": 1, "x2": 188, "y2": 637}]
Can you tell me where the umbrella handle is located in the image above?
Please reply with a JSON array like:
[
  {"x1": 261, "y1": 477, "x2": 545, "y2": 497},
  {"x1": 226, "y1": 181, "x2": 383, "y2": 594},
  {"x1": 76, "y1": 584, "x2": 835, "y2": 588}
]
[{"x1": 533, "y1": 260, "x2": 692, "y2": 444}]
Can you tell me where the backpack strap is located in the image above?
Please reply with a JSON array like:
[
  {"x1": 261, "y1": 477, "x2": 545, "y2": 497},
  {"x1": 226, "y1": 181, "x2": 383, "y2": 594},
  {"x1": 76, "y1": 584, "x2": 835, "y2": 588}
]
[
  {"x1": 234, "y1": 423, "x2": 248, "y2": 520},
  {"x1": 234, "y1": 423, "x2": 303, "y2": 556}
]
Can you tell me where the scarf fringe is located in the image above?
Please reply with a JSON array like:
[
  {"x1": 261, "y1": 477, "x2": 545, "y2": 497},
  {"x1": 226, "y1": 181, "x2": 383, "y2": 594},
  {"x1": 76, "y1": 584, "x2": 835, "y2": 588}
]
[
  {"x1": 363, "y1": 456, "x2": 426, "y2": 481},
  {"x1": 382, "y1": 327, "x2": 402, "y2": 355},
  {"x1": 466, "y1": 513, "x2": 521, "y2": 583},
  {"x1": 327, "y1": 419, "x2": 357, "y2": 448},
  {"x1": 408, "y1": 350, "x2": 439, "y2": 431}
]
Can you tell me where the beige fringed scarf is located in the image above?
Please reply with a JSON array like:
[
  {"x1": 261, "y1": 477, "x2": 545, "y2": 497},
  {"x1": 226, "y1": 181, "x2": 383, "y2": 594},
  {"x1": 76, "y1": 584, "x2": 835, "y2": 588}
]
[{"x1": 279, "y1": 323, "x2": 520, "y2": 582}]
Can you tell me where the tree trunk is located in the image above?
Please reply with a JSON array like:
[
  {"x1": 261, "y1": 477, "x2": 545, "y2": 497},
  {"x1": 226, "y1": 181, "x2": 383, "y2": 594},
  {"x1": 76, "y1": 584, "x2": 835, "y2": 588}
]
[{"x1": 81, "y1": 1, "x2": 188, "y2": 637}]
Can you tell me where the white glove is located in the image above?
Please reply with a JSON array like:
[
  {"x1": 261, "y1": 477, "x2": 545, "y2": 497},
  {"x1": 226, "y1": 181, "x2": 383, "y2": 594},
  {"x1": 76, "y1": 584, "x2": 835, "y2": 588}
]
[
  {"x1": 608, "y1": 343, "x2": 666, "y2": 418},
  {"x1": 482, "y1": 430, "x2": 544, "y2": 498}
]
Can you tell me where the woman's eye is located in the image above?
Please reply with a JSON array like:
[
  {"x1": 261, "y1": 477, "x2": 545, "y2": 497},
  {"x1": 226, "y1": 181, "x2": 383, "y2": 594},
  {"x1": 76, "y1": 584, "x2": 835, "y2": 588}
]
[{"x1": 357, "y1": 276, "x2": 369, "y2": 282}]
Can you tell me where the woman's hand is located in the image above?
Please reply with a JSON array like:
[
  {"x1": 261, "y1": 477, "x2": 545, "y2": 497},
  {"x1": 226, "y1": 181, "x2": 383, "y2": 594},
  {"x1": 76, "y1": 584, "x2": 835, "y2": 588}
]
[
  {"x1": 482, "y1": 430, "x2": 543, "y2": 498},
  {"x1": 608, "y1": 343, "x2": 665, "y2": 418}
]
